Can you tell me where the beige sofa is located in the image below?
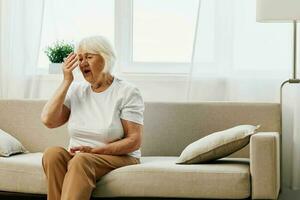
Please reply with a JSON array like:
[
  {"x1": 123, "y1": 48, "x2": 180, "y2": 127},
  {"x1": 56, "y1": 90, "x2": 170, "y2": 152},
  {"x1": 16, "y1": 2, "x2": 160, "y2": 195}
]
[{"x1": 0, "y1": 100, "x2": 280, "y2": 199}]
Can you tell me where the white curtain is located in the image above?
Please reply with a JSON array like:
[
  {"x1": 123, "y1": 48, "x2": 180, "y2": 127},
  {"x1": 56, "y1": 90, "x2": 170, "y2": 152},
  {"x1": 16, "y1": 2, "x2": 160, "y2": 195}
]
[
  {"x1": 187, "y1": 0, "x2": 300, "y2": 190},
  {"x1": 0, "y1": 0, "x2": 44, "y2": 98}
]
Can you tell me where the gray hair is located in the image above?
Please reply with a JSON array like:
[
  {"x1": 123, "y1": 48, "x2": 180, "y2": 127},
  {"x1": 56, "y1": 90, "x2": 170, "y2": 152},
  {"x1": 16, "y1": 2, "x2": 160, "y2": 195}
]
[{"x1": 75, "y1": 36, "x2": 117, "y2": 73}]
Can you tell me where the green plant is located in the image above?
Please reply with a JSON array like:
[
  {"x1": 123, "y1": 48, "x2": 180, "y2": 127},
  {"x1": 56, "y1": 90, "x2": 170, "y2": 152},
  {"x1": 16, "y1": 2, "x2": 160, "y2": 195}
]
[{"x1": 44, "y1": 41, "x2": 74, "y2": 63}]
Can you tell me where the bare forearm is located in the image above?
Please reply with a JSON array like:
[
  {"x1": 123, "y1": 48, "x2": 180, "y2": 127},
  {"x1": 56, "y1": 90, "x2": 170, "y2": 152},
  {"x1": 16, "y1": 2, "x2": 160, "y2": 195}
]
[
  {"x1": 92, "y1": 137, "x2": 140, "y2": 155},
  {"x1": 41, "y1": 80, "x2": 71, "y2": 122}
]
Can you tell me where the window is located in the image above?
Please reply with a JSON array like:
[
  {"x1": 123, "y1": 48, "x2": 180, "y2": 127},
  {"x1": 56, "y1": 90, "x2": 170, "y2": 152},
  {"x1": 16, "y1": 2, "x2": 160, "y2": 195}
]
[
  {"x1": 37, "y1": 0, "x2": 291, "y2": 75},
  {"x1": 37, "y1": 0, "x2": 114, "y2": 71},
  {"x1": 37, "y1": 0, "x2": 199, "y2": 74},
  {"x1": 115, "y1": 0, "x2": 200, "y2": 73},
  {"x1": 132, "y1": 0, "x2": 199, "y2": 63}
]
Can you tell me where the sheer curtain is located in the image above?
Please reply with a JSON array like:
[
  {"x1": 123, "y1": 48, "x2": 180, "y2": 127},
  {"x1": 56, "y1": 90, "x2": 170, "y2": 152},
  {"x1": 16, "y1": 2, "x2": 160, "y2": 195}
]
[
  {"x1": 187, "y1": 0, "x2": 299, "y2": 190},
  {"x1": 0, "y1": 0, "x2": 44, "y2": 98}
]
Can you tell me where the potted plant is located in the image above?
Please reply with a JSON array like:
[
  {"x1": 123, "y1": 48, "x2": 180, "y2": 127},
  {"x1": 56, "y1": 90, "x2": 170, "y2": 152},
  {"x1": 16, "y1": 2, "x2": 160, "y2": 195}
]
[{"x1": 44, "y1": 40, "x2": 74, "y2": 74}]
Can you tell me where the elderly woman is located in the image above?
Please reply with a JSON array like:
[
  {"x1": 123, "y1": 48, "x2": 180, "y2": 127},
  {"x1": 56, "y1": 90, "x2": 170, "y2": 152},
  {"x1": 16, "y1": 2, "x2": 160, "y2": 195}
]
[{"x1": 41, "y1": 36, "x2": 144, "y2": 200}]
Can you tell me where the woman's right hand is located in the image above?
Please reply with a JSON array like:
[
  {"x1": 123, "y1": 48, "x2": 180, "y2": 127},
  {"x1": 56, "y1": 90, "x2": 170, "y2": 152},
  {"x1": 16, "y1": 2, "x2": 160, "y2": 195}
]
[{"x1": 63, "y1": 52, "x2": 78, "y2": 83}]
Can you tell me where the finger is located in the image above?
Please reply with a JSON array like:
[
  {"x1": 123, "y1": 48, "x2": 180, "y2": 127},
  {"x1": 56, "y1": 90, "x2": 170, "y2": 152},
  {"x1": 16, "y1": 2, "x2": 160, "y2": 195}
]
[
  {"x1": 67, "y1": 54, "x2": 77, "y2": 62},
  {"x1": 71, "y1": 147, "x2": 80, "y2": 151},
  {"x1": 81, "y1": 146, "x2": 88, "y2": 152},
  {"x1": 70, "y1": 149, "x2": 76, "y2": 153},
  {"x1": 68, "y1": 150, "x2": 75, "y2": 155},
  {"x1": 63, "y1": 55, "x2": 72, "y2": 62},
  {"x1": 70, "y1": 152, "x2": 75, "y2": 156},
  {"x1": 68, "y1": 55, "x2": 78, "y2": 63},
  {"x1": 66, "y1": 52, "x2": 74, "y2": 60},
  {"x1": 66, "y1": 57, "x2": 78, "y2": 68},
  {"x1": 64, "y1": 53, "x2": 76, "y2": 64},
  {"x1": 81, "y1": 148, "x2": 89, "y2": 153},
  {"x1": 65, "y1": 62, "x2": 78, "y2": 73},
  {"x1": 69, "y1": 62, "x2": 78, "y2": 71}
]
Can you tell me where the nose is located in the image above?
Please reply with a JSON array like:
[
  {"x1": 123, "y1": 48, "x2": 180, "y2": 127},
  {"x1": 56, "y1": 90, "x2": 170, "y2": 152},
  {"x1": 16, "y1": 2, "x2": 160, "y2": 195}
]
[{"x1": 79, "y1": 58, "x2": 88, "y2": 67}]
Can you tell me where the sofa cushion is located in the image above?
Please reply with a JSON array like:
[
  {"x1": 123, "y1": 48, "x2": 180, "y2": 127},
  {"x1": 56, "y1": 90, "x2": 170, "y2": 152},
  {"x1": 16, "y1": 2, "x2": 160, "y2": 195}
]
[
  {"x1": 0, "y1": 153, "x2": 250, "y2": 199},
  {"x1": 93, "y1": 156, "x2": 250, "y2": 199},
  {"x1": 0, "y1": 128, "x2": 28, "y2": 157},
  {"x1": 0, "y1": 152, "x2": 47, "y2": 194},
  {"x1": 177, "y1": 125, "x2": 260, "y2": 164}
]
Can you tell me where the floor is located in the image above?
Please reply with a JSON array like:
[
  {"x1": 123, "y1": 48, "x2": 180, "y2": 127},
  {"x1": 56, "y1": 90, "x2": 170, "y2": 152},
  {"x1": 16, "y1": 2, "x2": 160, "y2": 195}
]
[
  {"x1": 278, "y1": 188, "x2": 300, "y2": 200},
  {"x1": 0, "y1": 188, "x2": 299, "y2": 200}
]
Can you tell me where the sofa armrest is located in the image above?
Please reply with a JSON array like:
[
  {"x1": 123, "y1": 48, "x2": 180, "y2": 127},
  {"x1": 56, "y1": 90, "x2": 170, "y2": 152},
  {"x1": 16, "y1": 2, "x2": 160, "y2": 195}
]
[{"x1": 250, "y1": 132, "x2": 280, "y2": 199}]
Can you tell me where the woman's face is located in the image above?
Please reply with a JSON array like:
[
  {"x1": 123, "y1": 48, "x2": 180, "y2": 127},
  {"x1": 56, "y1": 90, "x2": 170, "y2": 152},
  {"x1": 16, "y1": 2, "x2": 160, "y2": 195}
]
[{"x1": 77, "y1": 53, "x2": 105, "y2": 83}]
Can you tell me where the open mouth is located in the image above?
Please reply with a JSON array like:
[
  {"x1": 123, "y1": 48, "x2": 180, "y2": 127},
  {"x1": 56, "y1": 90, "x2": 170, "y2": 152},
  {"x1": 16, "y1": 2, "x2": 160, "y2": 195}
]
[{"x1": 83, "y1": 69, "x2": 91, "y2": 74}]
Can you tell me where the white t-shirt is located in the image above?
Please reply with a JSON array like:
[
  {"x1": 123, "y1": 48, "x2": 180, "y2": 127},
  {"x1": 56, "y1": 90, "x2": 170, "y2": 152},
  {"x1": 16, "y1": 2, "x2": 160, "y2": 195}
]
[{"x1": 63, "y1": 76, "x2": 144, "y2": 158}]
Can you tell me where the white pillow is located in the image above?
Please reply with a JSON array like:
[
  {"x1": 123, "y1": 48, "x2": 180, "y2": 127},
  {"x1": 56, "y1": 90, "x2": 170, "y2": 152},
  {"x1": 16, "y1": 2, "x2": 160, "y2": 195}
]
[
  {"x1": 0, "y1": 128, "x2": 29, "y2": 157},
  {"x1": 176, "y1": 125, "x2": 260, "y2": 164}
]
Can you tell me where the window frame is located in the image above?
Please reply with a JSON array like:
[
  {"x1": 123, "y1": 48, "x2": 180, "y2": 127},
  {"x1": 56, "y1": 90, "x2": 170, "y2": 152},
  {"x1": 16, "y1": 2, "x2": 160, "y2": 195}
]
[
  {"x1": 38, "y1": 0, "x2": 217, "y2": 75},
  {"x1": 35, "y1": 0, "x2": 293, "y2": 78},
  {"x1": 115, "y1": 0, "x2": 205, "y2": 74}
]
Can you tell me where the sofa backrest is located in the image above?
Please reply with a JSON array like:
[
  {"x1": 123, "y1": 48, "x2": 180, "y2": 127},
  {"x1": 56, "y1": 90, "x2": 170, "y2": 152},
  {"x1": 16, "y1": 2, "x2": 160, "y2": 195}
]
[{"x1": 0, "y1": 100, "x2": 280, "y2": 158}]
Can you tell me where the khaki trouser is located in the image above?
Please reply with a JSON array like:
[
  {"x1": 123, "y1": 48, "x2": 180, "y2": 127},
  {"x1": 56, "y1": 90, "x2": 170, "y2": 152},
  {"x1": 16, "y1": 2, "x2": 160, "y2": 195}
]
[{"x1": 42, "y1": 146, "x2": 140, "y2": 200}]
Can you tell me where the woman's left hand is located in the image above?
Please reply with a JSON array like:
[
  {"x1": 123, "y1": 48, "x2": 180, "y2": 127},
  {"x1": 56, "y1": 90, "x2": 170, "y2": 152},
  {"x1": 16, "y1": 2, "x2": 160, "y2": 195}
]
[{"x1": 70, "y1": 146, "x2": 94, "y2": 154}]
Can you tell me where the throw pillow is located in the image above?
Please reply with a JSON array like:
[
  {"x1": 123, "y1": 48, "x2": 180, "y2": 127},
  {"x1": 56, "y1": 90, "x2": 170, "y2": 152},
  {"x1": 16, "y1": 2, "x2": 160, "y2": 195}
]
[
  {"x1": 0, "y1": 128, "x2": 29, "y2": 157},
  {"x1": 176, "y1": 124, "x2": 260, "y2": 164}
]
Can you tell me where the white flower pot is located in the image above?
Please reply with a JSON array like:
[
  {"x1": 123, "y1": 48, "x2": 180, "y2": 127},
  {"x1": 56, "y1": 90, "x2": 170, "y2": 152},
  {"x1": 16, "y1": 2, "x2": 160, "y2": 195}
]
[{"x1": 49, "y1": 63, "x2": 63, "y2": 74}]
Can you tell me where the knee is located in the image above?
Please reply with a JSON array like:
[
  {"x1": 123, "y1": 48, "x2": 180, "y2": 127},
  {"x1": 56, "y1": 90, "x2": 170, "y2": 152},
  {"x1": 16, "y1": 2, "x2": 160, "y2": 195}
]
[
  {"x1": 43, "y1": 146, "x2": 68, "y2": 164},
  {"x1": 67, "y1": 153, "x2": 90, "y2": 171}
]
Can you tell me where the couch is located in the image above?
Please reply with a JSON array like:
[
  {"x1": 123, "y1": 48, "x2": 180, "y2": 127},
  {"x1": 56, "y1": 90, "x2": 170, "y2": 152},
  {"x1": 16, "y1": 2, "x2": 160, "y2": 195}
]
[{"x1": 0, "y1": 100, "x2": 281, "y2": 199}]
